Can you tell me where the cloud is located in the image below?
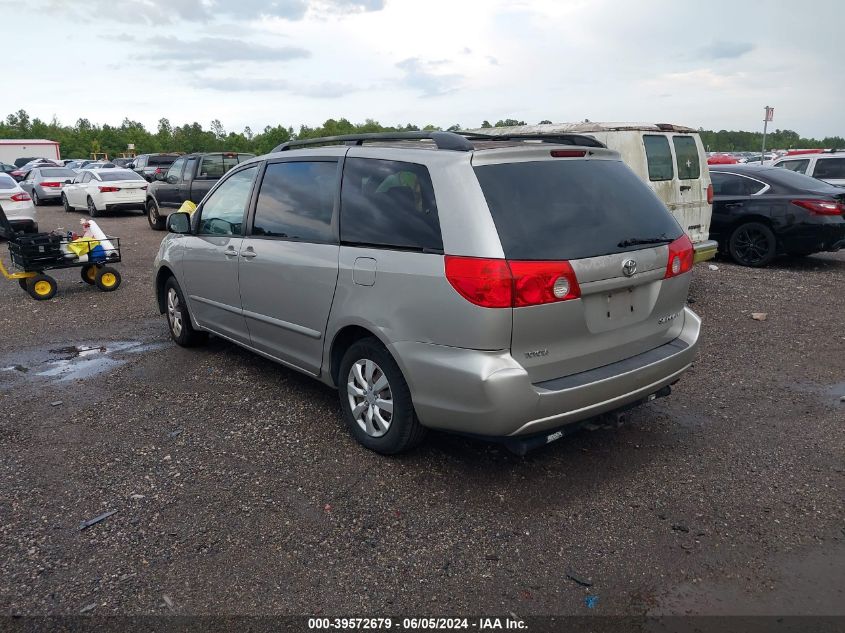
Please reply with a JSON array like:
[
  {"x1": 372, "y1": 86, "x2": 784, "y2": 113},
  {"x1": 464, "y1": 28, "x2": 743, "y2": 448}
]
[
  {"x1": 191, "y1": 76, "x2": 359, "y2": 98},
  {"x1": 698, "y1": 40, "x2": 755, "y2": 60},
  {"x1": 396, "y1": 58, "x2": 462, "y2": 96},
  {"x1": 36, "y1": 0, "x2": 385, "y2": 22},
  {"x1": 142, "y1": 36, "x2": 311, "y2": 62}
]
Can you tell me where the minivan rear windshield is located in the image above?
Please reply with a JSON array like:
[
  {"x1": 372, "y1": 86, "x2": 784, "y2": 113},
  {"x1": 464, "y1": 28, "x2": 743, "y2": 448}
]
[{"x1": 474, "y1": 159, "x2": 683, "y2": 261}]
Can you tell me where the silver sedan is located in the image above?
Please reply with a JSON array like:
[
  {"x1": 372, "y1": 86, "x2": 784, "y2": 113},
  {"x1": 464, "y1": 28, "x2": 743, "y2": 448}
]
[{"x1": 19, "y1": 167, "x2": 78, "y2": 206}]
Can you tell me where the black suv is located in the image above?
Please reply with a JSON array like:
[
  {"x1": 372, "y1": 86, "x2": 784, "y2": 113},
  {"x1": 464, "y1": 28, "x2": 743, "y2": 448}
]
[{"x1": 133, "y1": 153, "x2": 182, "y2": 182}]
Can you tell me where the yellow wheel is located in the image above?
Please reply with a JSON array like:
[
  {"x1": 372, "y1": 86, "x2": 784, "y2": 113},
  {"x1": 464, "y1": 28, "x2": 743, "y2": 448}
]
[
  {"x1": 95, "y1": 266, "x2": 121, "y2": 292},
  {"x1": 81, "y1": 265, "x2": 97, "y2": 285},
  {"x1": 26, "y1": 274, "x2": 57, "y2": 301}
]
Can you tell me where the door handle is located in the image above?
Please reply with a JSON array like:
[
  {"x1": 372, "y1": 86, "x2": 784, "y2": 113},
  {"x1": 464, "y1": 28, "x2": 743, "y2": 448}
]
[
  {"x1": 724, "y1": 202, "x2": 743, "y2": 209},
  {"x1": 680, "y1": 185, "x2": 692, "y2": 192},
  {"x1": 240, "y1": 248, "x2": 257, "y2": 259},
  {"x1": 224, "y1": 246, "x2": 239, "y2": 258}
]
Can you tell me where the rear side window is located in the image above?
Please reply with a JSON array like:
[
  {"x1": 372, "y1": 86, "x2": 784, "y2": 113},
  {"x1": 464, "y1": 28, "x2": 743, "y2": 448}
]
[
  {"x1": 711, "y1": 172, "x2": 765, "y2": 196},
  {"x1": 776, "y1": 159, "x2": 809, "y2": 174},
  {"x1": 813, "y1": 158, "x2": 845, "y2": 179},
  {"x1": 199, "y1": 155, "x2": 224, "y2": 179},
  {"x1": 252, "y1": 161, "x2": 338, "y2": 242},
  {"x1": 340, "y1": 158, "x2": 442, "y2": 252},
  {"x1": 474, "y1": 159, "x2": 683, "y2": 261},
  {"x1": 673, "y1": 136, "x2": 700, "y2": 180},
  {"x1": 643, "y1": 135, "x2": 674, "y2": 181}
]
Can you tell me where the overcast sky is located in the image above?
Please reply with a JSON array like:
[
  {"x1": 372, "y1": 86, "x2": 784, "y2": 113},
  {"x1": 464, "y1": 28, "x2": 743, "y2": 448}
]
[{"x1": 1, "y1": 0, "x2": 842, "y2": 138}]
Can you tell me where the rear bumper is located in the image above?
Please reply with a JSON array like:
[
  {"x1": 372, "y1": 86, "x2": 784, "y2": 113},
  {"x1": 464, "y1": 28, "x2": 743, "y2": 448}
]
[
  {"x1": 780, "y1": 222, "x2": 845, "y2": 253},
  {"x1": 393, "y1": 307, "x2": 701, "y2": 437},
  {"x1": 693, "y1": 239, "x2": 718, "y2": 263},
  {"x1": 105, "y1": 202, "x2": 145, "y2": 212},
  {"x1": 36, "y1": 187, "x2": 62, "y2": 199}
]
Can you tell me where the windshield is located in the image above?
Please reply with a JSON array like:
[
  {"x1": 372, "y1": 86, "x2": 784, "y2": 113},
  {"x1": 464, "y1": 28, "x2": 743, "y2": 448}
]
[
  {"x1": 99, "y1": 170, "x2": 144, "y2": 182},
  {"x1": 40, "y1": 168, "x2": 76, "y2": 178},
  {"x1": 474, "y1": 159, "x2": 683, "y2": 260}
]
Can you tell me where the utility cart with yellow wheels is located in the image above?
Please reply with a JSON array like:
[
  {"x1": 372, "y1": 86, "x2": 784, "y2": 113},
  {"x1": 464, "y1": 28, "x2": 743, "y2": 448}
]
[{"x1": 0, "y1": 204, "x2": 122, "y2": 301}]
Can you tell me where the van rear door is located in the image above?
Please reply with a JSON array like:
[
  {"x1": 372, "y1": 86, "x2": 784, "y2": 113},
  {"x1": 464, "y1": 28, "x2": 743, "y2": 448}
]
[
  {"x1": 671, "y1": 134, "x2": 711, "y2": 244},
  {"x1": 473, "y1": 152, "x2": 693, "y2": 384}
]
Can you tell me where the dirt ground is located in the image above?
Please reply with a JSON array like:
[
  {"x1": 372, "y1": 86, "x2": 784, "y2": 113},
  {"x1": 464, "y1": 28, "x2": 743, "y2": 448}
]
[{"x1": 0, "y1": 202, "x2": 843, "y2": 619}]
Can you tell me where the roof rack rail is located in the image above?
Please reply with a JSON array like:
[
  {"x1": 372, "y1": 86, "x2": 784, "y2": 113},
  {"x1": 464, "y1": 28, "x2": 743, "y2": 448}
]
[
  {"x1": 460, "y1": 131, "x2": 607, "y2": 149},
  {"x1": 273, "y1": 131, "x2": 475, "y2": 153}
]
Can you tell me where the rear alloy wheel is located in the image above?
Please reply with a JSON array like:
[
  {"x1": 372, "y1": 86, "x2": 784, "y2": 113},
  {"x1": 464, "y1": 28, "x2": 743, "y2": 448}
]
[
  {"x1": 338, "y1": 338, "x2": 426, "y2": 454},
  {"x1": 147, "y1": 200, "x2": 165, "y2": 231},
  {"x1": 163, "y1": 277, "x2": 206, "y2": 347},
  {"x1": 87, "y1": 196, "x2": 101, "y2": 218},
  {"x1": 32, "y1": 190, "x2": 41, "y2": 206},
  {"x1": 62, "y1": 193, "x2": 73, "y2": 213},
  {"x1": 728, "y1": 221, "x2": 777, "y2": 267}
]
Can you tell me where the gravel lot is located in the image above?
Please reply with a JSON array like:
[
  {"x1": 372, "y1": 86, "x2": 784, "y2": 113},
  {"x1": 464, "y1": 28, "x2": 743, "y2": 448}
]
[{"x1": 0, "y1": 202, "x2": 843, "y2": 618}]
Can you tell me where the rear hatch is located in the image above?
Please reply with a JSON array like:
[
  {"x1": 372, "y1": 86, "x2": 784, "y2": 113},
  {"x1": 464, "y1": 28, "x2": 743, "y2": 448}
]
[{"x1": 472, "y1": 151, "x2": 693, "y2": 383}]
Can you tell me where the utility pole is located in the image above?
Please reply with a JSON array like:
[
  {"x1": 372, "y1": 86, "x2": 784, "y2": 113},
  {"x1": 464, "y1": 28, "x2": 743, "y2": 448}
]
[{"x1": 761, "y1": 106, "x2": 774, "y2": 163}]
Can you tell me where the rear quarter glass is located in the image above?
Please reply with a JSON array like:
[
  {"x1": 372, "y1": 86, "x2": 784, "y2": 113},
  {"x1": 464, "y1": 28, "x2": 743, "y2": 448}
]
[{"x1": 473, "y1": 159, "x2": 683, "y2": 261}]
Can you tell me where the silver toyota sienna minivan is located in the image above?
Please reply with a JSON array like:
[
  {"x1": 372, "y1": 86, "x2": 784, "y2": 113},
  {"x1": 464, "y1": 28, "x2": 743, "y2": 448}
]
[{"x1": 154, "y1": 131, "x2": 701, "y2": 454}]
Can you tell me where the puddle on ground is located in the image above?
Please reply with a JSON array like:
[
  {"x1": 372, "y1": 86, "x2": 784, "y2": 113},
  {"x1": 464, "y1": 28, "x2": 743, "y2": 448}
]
[{"x1": 0, "y1": 341, "x2": 168, "y2": 385}]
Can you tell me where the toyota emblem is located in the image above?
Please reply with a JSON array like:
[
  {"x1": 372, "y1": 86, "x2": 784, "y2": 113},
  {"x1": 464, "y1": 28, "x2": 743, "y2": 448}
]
[{"x1": 622, "y1": 259, "x2": 637, "y2": 277}]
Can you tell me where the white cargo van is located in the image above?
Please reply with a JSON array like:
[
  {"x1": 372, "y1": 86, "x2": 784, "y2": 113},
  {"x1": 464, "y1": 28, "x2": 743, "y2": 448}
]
[{"x1": 465, "y1": 123, "x2": 717, "y2": 262}]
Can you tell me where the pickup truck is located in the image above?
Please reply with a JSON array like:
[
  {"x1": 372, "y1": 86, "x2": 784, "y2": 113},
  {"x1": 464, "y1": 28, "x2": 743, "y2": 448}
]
[{"x1": 145, "y1": 152, "x2": 255, "y2": 230}]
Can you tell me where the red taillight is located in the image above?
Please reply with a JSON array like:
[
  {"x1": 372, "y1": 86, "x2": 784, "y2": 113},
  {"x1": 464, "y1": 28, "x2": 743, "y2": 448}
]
[
  {"x1": 509, "y1": 260, "x2": 581, "y2": 306},
  {"x1": 444, "y1": 256, "x2": 581, "y2": 308},
  {"x1": 41, "y1": 182, "x2": 62, "y2": 188},
  {"x1": 706, "y1": 183, "x2": 714, "y2": 205},
  {"x1": 665, "y1": 235, "x2": 694, "y2": 279},
  {"x1": 445, "y1": 256, "x2": 512, "y2": 308},
  {"x1": 99, "y1": 186, "x2": 120, "y2": 193},
  {"x1": 550, "y1": 150, "x2": 587, "y2": 158},
  {"x1": 10, "y1": 192, "x2": 31, "y2": 202},
  {"x1": 791, "y1": 199, "x2": 843, "y2": 216}
]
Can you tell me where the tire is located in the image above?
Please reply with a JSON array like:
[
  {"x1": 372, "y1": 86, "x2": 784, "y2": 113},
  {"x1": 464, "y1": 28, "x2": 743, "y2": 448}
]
[
  {"x1": 147, "y1": 199, "x2": 165, "y2": 231},
  {"x1": 32, "y1": 190, "x2": 41, "y2": 207},
  {"x1": 87, "y1": 196, "x2": 100, "y2": 218},
  {"x1": 94, "y1": 266, "x2": 121, "y2": 292},
  {"x1": 728, "y1": 221, "x2": 777, "y2": 267},
  {"x1": 62, "y1": 193, "x2": 73, "y2": 213},
  {"x1": 338, "y1": 337, "x2": 426, "y2": 454},
  {"x1": 163, "y1": 277, "x2": 206, "y2": 347},
  {"x1": 18, "y1": 278, "x2": 28, "y2": 290},
  {"x1": 81, "y1": 264, "x2": 97, "y2": 285},
  {"x1": 25, "y1": 274, "x2": 57, "y2": 301}
]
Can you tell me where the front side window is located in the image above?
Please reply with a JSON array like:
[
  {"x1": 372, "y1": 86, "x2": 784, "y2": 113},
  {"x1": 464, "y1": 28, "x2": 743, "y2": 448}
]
[
  {"x1": 340, "y1": 158, "x2": 442, "y2": 252},
  {"x1": 197, "y1": 166, "x2": 257, "y2": 236},
  {"x1": 252, "y1": 161, "x2": 338, "y2": 242},
  {"x1": 776, "y1": 159, "x2": 809, "y2": 174},
  {"x1": 673, "y1": 136, "x2": 700, "y2": 180},
  {"x1": 813, "y1": 157, "x2": 845, "y2": 180},
  {"x1": 166, "y1": 158, "x2": 185, "y2": 181},
  {"x1": 643, "y1": 135, "x2": 674, "y2": 181}
]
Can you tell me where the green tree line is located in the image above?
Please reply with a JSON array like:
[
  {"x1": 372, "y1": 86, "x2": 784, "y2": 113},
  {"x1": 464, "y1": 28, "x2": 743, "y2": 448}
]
[{"x1": 1, "y1": 109, "x2": 842, "y2": 158}]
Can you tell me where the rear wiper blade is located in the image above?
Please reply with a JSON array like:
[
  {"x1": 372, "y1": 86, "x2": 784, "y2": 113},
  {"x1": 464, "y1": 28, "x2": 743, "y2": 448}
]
[{"x1": 617, "y1": 236, "x2": 673, "y2": 248}]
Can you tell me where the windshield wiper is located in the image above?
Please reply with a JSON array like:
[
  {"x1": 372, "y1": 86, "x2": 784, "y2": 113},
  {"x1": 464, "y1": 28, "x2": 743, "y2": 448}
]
[{"x1": 617, "y1": 236, "x2": 673, "y2": 248}]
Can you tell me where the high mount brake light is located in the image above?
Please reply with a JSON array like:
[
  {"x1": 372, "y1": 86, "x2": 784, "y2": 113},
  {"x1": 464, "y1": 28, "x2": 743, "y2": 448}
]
[
  {"x1": 550, "y1": 150, "x2": 586, "y2": 158},
  {"x1": 665, "y1": 235, "x2": 694, "y2": 279},
  {"x1": 445, "y1": 256, "x2": 581, "y2": 308}
]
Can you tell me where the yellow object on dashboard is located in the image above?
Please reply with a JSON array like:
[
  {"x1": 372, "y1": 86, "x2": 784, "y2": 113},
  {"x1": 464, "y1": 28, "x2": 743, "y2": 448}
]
[{"x1": 178, "y1": 200, "x2": 197, "y2": 214}]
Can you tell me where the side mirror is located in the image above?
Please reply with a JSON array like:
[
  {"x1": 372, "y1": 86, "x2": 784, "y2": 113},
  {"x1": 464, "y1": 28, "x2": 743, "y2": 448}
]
[
  {"x1": 154, "y1": 172, "x2": 165, "y2": 182},
  {"x1": 167, "y1": 212, "x2": 192, "y2": 235},
  {"x1": 64, "y1": 179, "x2": 73, "y2": 184},
  {"x1": 166, "y1": 175, "x2": 178, "y2": 185}
]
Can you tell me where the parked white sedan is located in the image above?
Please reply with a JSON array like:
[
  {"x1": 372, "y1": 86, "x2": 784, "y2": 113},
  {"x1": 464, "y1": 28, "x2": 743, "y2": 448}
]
[
  {"x1": 61, "y1": 169, "x2": 148, "y2": 217},
  {"x1": 0, "y1": 173, "x2": 37, "y2": 233}
]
